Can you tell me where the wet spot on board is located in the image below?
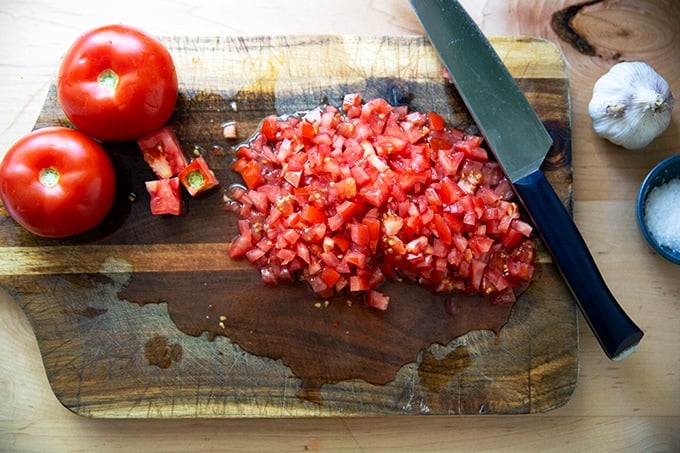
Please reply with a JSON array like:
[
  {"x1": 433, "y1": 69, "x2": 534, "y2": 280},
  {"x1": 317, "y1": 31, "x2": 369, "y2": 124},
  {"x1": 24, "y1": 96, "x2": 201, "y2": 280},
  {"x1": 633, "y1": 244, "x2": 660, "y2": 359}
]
[
  {"x1": 144, "y1": 334, "x2": 183, "y2": 369},
  {"x1": 418, "y1": 345, "x2": 473, "y2": 394},
  {"x1": 121, "y1": 271, "x2": 518, "y2": 403}
]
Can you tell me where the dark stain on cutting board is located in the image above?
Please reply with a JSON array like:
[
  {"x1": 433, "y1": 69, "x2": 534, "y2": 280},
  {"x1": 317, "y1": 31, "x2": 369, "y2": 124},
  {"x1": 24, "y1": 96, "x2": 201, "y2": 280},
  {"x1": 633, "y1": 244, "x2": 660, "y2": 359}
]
[
  {"x1": 119, "y1": 270, "x2": 518, "y2": 403},
  {"x1": 145, "y1": 335, "x2": 183, "y2": 369},
  {"x1": 0, "y1": 36, "x2": 577, "y2": 417}
]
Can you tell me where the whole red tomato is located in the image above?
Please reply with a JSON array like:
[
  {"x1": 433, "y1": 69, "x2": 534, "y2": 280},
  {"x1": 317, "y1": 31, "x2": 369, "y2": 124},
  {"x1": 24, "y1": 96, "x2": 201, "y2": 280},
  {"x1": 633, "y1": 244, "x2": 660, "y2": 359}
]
[
  {"x1": 57, "y1": 24, "x2": 178, "y2": 142},
  {"x1": 0, "y1": 127, "x2": 117, "y2": 238}
]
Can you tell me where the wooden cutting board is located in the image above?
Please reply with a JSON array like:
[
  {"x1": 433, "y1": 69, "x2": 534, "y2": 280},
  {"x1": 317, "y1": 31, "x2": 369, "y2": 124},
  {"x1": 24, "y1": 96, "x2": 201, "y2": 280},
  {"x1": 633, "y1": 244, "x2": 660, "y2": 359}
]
[{"x1": 0, "y1": 35, "x2": 577, "y2": 418}]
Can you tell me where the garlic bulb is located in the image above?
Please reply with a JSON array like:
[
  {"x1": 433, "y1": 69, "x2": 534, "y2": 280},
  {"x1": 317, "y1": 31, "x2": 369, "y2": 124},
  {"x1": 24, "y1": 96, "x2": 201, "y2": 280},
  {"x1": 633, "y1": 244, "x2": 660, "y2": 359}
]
[{"x1": 588, "y1": 61, "x2": 674, "y2": 150}]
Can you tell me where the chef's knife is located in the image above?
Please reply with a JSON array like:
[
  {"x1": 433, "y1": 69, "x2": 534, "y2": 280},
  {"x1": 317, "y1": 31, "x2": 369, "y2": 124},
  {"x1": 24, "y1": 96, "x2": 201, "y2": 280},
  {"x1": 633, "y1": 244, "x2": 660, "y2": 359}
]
[{"x1": 410, "y1": 0, "x2": 643, "y2": 360}]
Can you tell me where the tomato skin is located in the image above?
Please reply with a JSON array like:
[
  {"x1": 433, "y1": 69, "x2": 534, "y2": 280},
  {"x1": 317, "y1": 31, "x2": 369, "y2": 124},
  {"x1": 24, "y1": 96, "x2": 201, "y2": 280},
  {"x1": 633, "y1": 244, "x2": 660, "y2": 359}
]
[
  {"x1": 0, "y1": 127, "x2": 116, "y2": 237},
  {"x1": 57, "y1": 25, "x2": 178, "y2": 142}
]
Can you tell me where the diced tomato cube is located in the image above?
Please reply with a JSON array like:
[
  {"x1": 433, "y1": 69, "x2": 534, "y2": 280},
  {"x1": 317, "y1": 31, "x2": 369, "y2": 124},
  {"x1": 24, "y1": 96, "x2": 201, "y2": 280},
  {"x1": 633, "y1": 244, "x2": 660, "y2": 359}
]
[
  {"x1": 229, "y1": 234, "x2": 253, "y2": 258},
  {"x1": 234, "y1": 158, "x2": 263, "y2": 189},
  {"x1": 437, "y1": 149, "x2": 464, "y2": 176},
  {"x1": 452, "y1": 233, "x2": 468, "y2": 253},
  {"x1": 320, "y1": 266, "x2": 341, "y2": 287},
  {"x1": 477, "y1": 185, "x2": 501, "y2": 206},
  {"x1": 307, "y1": 274, "x2": 329, "y2": 294},
  {"x1": 439, "y1": 176, "x2": 464, "y2": 204},
  {"x1": 432, "y1": 213, "x2": 452, "y2": 245},
  {"x1": 501, "y1": 227, "x2": 524, "y2": 249},
  {"x1": 454, "y1": 136, "x2": 488, "y2": 161},
  {"x1": 296, "y1": 242, "x2": 311, "y2": 264},
  {"x1": 349, "y1": 275, "x2": 369, "y2": 292},
  {"x1": 145, "y1": 177, "x2": 182, "y2": 216},
  {"x1": 327, "y1": 212, "x2": 345, "y2": 232},
  {"x1": 332, "y1": 233, "x2": 352, "y2": 252},
  {"x1": 260, "y1": 115, "x2": 279, "y2": 141},
  {"x1": 275, "y1": 248, "x2": 297, "y2": 265},
  {"x1": 282, "y1": 228, "x2": 301, "y2": 245},
  {"x1": 362, "y1": 217, "x2": 381, "y2": 253},
  {"x1": 366, "y1": 289, "x2": 390, "y2": 310},
  {"x1": 376, "y1": 135, "x2": 408, "y2": 155},
  {"x1": 427, "y1": 111, "x2": 446, "y2": 132},
  {"x1": 297, "y1": 120, "x2": 316, "y2": 140},
  {"x1": 470, "y1": 259, "x2": 487, "y2": 291},
  {"x1": 301, "y1": 223, "x2": 327, "y2": 243},
  {"x1": 336, "y1": 121, "x2": 356, "y2": 138},
  {"x1": 283, "y1": 169, "x2": 303, "y2": 188},
  {"x1": 246, "y1": 247, "x2": 266, "y2": 263},
  {"x1": 331, "y1": 178, "x2": 357, "y2": 200},
  {"x1": 511, "y1": 219, "x2": 533, "y2": 237},
  {"x1": 237, "y1": 218, "x2": 252, "y2": 241},
  {"x1": 483, "y1": 267, "x2": 511, "y2": 292},
  {"x1": 342, "y1": 93, "x2": 362, "y2": 111},
  {"x1": 178, "y1": 156, "x2": 220, "y2": 197},
  {"x1": 320, "y1": 251, "x2": 341, "y2": 268},
  {"x1": 345, "y1": 249, "x2": 367, "y2": 269},
  {"x1": 350, "y1": 165, "x2": 371, "y2": 186},
  {"x1": 401, "y1": 119, "x2": 427, "y2": 143},
  {"x1": 247, "y1": 189, "x2": 269, "y2": 213},
  {"x1": 360, "y1": 176, "x2": 390, "y2": 207},
  {"x1": 301, "y1": 204, "x2": 327, "y2": 225},
  {"x1": 336, "y1": 200, "x2": 358, "y2": 221},
  {"x1": 469, "y1": 235, "x2": 494, "y2": 257},
  {"x1": 350, "y1": 223, "x2": 370, "y2": 247},
  {"x1": 405, "y1": 236, "x2": 428, "y2": 254}
]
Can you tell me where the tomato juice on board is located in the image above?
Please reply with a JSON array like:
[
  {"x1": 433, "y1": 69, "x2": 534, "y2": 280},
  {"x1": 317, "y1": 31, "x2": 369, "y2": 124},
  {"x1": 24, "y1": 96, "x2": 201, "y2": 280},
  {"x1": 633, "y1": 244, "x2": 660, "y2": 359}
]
[{"x1": 227, "y1": 94, "x2": 536, "y2": 309}]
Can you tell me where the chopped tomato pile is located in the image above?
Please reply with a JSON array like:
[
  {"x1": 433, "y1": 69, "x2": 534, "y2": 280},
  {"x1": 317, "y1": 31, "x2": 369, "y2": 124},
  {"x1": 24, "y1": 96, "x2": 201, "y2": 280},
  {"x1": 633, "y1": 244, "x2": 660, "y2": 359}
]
[{"x1": 227, "y1": 93, "x2": 536, "y2": 309}]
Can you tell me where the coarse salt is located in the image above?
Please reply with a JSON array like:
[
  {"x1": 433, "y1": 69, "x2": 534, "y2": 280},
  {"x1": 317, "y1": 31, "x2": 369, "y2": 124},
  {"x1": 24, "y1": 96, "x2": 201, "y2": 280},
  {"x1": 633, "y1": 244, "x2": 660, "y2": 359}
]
[{"x1": 644, "y1": 177, "x2": 680, "y2": 252}]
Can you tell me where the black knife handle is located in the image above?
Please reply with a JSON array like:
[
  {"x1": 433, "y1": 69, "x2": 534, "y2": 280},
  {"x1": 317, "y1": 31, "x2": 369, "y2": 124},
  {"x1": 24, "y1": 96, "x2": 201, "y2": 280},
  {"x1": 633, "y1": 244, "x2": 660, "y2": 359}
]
[{"x1": 513, "y1": 170, "x2": 643, "y2": 360}]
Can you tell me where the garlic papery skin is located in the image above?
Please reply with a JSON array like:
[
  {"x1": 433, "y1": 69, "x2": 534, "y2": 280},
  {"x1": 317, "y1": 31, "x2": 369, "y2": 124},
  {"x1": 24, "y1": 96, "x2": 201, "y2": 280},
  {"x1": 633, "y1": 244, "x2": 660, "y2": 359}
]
[{"x1": 588, "y1": 61, "x2": 674, "y2": 150}]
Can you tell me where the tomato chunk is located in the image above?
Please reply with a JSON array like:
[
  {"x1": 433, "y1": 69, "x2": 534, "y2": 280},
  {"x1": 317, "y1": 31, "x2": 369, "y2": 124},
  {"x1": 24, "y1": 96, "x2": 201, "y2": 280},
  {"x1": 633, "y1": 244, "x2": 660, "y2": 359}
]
[
  {"x1": 179, "y1": 156, "x2": 220, "y2": 196},
  {"x1": 233, "y1": 158, "x2": 263, "y2": 189},
  {"x1": 145, "y1": 177, "x2": 182, "y2": 215},
  {"x1": 366, "y1": 289, "x2": 390, "y2": 311},
  {"x1": 137, "y1": 126, "x2": 188, "y2": 179}
]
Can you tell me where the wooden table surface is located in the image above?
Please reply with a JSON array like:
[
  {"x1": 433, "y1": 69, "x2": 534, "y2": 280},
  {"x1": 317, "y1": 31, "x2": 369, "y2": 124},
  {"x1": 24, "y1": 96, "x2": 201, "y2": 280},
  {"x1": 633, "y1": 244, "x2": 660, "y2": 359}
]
[{"x1": 0, "y1": 0, "x2": 678, "y2": 451}]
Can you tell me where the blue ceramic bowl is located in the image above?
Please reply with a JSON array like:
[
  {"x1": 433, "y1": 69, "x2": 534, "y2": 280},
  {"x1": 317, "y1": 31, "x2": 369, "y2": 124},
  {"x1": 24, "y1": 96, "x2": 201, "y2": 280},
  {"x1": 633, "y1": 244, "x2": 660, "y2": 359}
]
[{"x1": 636, "y1": 154, "x2": 680, "y2": 265}]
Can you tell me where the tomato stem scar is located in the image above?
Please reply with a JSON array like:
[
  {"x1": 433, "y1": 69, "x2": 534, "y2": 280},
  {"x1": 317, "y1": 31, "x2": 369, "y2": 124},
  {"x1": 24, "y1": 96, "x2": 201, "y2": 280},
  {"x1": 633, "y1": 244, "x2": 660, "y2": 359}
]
[
  {"x1": 186, "y1": 170, "x2": 206, "y2": 189},
  {"x1": 39, "y1": 167, "x2": 60, "y2": 187},
  {"x1": 97, "y1": 69, "x2": 119, "y2": 90}
]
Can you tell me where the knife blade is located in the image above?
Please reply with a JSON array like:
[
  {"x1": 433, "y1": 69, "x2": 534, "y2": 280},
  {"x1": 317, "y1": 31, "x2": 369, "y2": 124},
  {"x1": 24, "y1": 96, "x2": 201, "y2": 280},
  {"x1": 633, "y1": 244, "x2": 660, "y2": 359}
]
[{"x1": 410, "y1": 0, "x2": 643, "y2": 360}]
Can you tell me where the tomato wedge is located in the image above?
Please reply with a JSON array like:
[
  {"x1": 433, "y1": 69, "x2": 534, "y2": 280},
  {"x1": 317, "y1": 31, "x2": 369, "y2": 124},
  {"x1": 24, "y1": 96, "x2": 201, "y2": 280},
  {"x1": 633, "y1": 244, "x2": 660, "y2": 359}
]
[
  {"x1": 227, "y1": 94, "x2": 536, "y2": 310},
  {"x1": 137, "y1": 126, "x2": 187, "y2": 179}
]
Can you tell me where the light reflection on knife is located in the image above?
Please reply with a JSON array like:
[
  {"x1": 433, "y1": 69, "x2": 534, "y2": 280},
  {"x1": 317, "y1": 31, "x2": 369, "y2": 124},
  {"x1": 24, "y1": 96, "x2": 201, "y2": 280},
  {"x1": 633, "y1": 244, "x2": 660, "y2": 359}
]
[{"x1": 409, "y1": 0, "x2": 643, "y2": 360}]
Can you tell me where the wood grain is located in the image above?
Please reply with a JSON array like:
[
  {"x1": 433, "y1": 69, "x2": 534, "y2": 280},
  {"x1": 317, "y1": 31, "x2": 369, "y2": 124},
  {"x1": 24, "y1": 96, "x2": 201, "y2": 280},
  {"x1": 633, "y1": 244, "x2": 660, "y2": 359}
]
[{"x1": 0, "y1": 35, "x2": 576, "y2": 417}]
